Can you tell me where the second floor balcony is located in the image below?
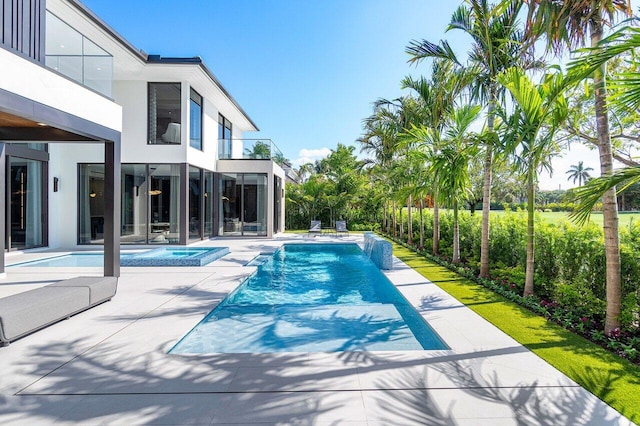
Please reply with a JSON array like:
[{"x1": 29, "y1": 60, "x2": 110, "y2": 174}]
[{"x1": 218, "y1": 139, "x2": 286, "y2": 165}]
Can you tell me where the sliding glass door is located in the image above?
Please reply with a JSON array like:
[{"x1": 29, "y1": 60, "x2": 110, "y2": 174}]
[
  {"x1": 219, "y1": 173, "x2": 268, "y2": 237},
  {"x1": 8, "y1": 157, "x2": 45, "y2": 249}
]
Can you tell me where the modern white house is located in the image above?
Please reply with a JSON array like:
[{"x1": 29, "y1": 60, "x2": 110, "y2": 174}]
[{"x1": 1, "y1": 0, "x2": 286, "y2": 275}]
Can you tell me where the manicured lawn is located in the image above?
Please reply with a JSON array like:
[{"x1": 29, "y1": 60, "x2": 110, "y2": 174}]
[
  {"x1": 391, "y1": 242, "x2": 640, "y2": 423},
  {"x1": 493, "y1": 210, "x2": 640, "y2": 228}
]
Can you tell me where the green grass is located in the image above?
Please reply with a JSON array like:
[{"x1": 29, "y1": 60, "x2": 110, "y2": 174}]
[
  {"x1": 492, "y1": 210, "x2": 640, "y2": 228},
  {"x1": 390, "y1": 242, "x2": 640, "y2": 422}
]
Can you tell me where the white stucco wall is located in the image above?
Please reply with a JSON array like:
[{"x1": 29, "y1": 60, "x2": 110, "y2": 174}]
[
  {"x1": 0, "y1": 48, "x2": 122, "y2": 132},
  {"x1": 48, "y1": 143, "x2": 104, "y2": 248}
]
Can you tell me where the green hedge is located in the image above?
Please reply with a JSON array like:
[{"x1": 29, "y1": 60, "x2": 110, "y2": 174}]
[{"x1": 393, "y1": 209, "x2": 640, "y2": 332}]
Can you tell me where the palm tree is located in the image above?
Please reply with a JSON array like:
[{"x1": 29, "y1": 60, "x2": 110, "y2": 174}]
[
  {"x1": 401, "y1": 59, "x2": 467, "y2": 254},
  {"x1": 498, "y1": 67, "x2": 568, "y2": 296},
  {"x1": 526, "y1": 0, "x2": 631, "y2": 333},
  {"x1": 407, "y1": 0, "x2": 534, "y2": 278},
  {"x1": 431, "y1": 105, "x2": 481, "y2": 262},
  {"x1": 566, "y1": 161, "x2": 594, "y2": 186}
]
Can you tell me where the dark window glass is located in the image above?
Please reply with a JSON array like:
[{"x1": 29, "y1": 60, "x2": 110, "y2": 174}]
[
  {"x1": 190, "y1": 89, "x2": 203, "y2": 150},
  {"x1": 148, "y1": 83, "x2": 182, "y2": 144},
  {"x1": 218, "y1": 114, "x2": 232, "y2": 159}
]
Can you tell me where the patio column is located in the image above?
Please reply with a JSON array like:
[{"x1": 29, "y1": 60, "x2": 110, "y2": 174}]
[
  {"x1": 104, "y1": 140, "x2": 121, "y2": 277},
  {"x1": 0, "y1": 143, "x2": 6, "y2": 278}
]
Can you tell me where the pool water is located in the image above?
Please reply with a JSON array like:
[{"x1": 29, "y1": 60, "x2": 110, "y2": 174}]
[
  {"x1": 9, "y1": 247, "x2": 228, "y2": 267},
  {"x1": 170, "y1": 243, "x2": 448, "y2": 353}
]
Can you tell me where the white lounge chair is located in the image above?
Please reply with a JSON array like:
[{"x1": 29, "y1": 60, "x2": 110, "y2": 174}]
[
  {"x1": 308, "y1": 220, "x2": 321, "y2": 235},
  {"x1": 336, "y1": 220, "x2": 349, "y2": 236}
]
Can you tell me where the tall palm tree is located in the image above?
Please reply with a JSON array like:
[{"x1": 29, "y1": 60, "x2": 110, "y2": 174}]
[
  {"x1": 431, "y1": 104, "x2": 481, "y2": 262},
  {"x1": 526, "y1": 0, "x2": 631, "y2": 333},
  {"x1": 401, "y1": 59, "x2": 467, "y2": 254},
  {"x1": 566, "y1": 161, "x2": 594, "y2": 186},
  {"x1": 407, "y1": 0, "x2": 534, "y2": 277},
  {"x1": 498, "y1": 67, "x2": 568, "y2": 296}
]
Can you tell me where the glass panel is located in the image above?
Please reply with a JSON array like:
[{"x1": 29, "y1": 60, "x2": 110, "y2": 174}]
[
  {"x1": 9, "y1": 158, "x2": 44, "y2": 249},
  {"x1": 78, "y1": 164, "x2": 105, "y2": 244},
  {"x1": 243, "y1": 174, "x2": 268, "y2": 236},
  {"x1": 189, "y1": 166, "x2": 202, "y2": 240},
  {"x1": 218, "y1": 114, "x2": 232, "y2": 159},
  {"x1": 204, "y1": 171, "x2": 215, "y2": 237},
  {"x1": 46, "y1": 55, "x2": 83, "y2": 83},
  {"x1": 149, "y1": 164, "x2": 181, "y2": 243},
  {"x1": 83, "y1": 38, "x2": 109, "y2": 56},
  {"x1": 45, "y1": 11, "x2": 113, "y2": 97},
  {"x1": 121, "y1": 164, "x2": 148, "y2": 244},
  {"x1": 83, "y1": 56, "x2": 113, "y2": 97},
  {"x1": 25, "y1": 143, "x2": 47, "y2": 151},
  {"x1": 274, "y1": 176, "x2": 282, "y2": 233},
  {"x1": 149, "y1": 83, "x2": 182, "y2": 144},
  {"x1": 45, "y1": 12, "x2": 82, "y2": 55},
  {"x1": 190, "y1": 89, "x2": 202, "y2": 150},
  {"x1": 220, "y1": 173, "x2": 241, "y2": 236}
]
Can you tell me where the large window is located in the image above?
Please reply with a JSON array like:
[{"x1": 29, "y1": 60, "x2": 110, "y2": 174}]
[
  {"x1": 45, "y1": 11, "x2": 113, "y2": 97},
  {"x1": 121, "y1": 164, "x2": 148, "y2": 244},
  {"x1": 78, "y1": 164, "x2": 105, "y2": 244},
  {"x1": 80, "y1": 164, "x2": 183, "y2": 244},
  {"x1": 148, "y1": 83, "x2": 182, "y2": 145},
  {"x1": 219, "y1": 173, "x2": 267, "y2": 237},
  {"x1": 8, "y1": 157, "x2": 45, "y2": 249},
  {"x1": 189, "y1": 166, "x2": 202, "y2": 240},
  {"x1": 218, "y1": 114, "x2": 232, "y2": 159},
  {"x1": 149, "y1": 164, "x2": 181, "y2": 243},
  {"x1": 190, "y1": 89, "x2": 203, "y2": 150}
]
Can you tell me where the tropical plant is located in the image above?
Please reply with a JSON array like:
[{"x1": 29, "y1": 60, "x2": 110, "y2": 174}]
[
  {"x1": 431, "y1": 104, "x2": 481, "y2": 262},
  {"x1": 567, "y1": 161, "x2": 595, "y2": 186},
  {"x1": 498, "y1": 66, "x2": 569, "y2": 296},
  {"x1": 525, "y1": 0, "x2": 632, "y2": 335},
  {"x1": 407, "y1": 0, "x2": 535, "y2": 278}
]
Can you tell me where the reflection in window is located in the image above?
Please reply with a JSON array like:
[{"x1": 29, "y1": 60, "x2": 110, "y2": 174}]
[
  {"x1": 79, "y1": 164, "x2": 105, "y2": 244},
  {"x1": 149, "y1": 83, "x2": 182, "y2": 145},
  {"x1": 9, "y1": 157, "x2": 45, "y2": 249},
  {"x1": 218, "y1": 114, "x2": 232, "y2": 159},
  {"x1": 190, "y1": 89, "x2": 203, "y2": 150},
  {"x1": 149, "y1": 164, "x2": 181, "y2": 243},
  {"x1": 204, "y1": 171, "x2": 215, "y2": 237},
  {"x1": 45, "y1": 11, "x2": 113, "y2": 96},
  {"x1": 219, "y1": 173, "x2": 267, "y2": 236},
  {"x1": 121, "y1": 164, "x2": 148, "y2": 244},
  {"x1": 189, "y1": 166, "x2": 202, "y2": 240}
]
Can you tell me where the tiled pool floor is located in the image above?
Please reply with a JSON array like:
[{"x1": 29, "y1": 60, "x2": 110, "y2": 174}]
[{"x1": 0, "y1": 235, "x2": 633, "y2": 425}]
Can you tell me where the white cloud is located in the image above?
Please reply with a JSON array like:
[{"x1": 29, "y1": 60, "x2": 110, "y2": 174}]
[{"x1": 291, "y1": 147, "x2": 332, "y2": 168}]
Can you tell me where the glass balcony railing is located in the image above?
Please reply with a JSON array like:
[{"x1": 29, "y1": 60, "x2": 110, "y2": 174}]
[{"x1": 218, "y1": 139, "x2": 286, "y2": 165}]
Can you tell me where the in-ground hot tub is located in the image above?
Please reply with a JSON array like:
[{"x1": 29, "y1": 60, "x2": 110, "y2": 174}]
[{"x1": 121, "y1": 247, "x2": 229, "y2": 266}]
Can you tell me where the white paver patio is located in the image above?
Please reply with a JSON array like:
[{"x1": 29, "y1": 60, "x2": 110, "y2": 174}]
[{"x1": 0, "y1": 234, "x2": 634, "y2": 425}]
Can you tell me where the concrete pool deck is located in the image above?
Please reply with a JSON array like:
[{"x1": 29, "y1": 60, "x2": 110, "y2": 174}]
[{"x1": 0, "y1": 234, "x2": 633, "y2": 425}]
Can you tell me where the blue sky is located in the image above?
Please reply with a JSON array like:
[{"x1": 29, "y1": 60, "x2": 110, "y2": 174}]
[
  {"x1": 82, "y1": 0, "x2": 637, "y2": 190},
  {"x1": 82, "y1": 1, "x2": 463, "y2": 162}
]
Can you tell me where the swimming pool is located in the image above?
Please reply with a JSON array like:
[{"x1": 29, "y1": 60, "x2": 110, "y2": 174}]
[
  {"x1": 9, "y1": 247, "x2": 229, "y2": 267},
  {"x1": 170, "y1": 243, "x2": 448, "y2": 353}
]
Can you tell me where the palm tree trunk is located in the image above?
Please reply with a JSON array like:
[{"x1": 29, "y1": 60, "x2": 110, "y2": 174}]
[
  {"x1": 400, "y1": 204, "x2": 404, "y2": 241},
  {"x1": 524, "y1": 166, "x2": 535, "y2": 296},
  {"x1": 419, "y1": 198, "x2": 424, "y2": 250},
  {"x1": 591, "y1": 21, "x2": 621, "y2": 334},
  {"x1": 453, "y1": 199, "x2": 460, "y2": 263},
  {"x1": 480, "y1": 98, "x2": 496, "y2": 278},
  {"x1": 392, "y1": 200, "x2": 397, "y2": 237},
  {"x1": 433, "y1": 190, "x2": 440, "y2": 255},
  {"x1": 407, "y1": 195, "x2": 413, "y2": 246}
]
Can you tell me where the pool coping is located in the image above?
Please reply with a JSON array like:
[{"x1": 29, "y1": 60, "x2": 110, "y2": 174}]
[{"x1": 0, "y1": 234, "x2": 632, "y2": 425}]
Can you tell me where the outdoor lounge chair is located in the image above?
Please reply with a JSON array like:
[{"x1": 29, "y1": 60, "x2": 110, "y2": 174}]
[
  {"x1": 336, "y1": 220, "x2": 349, "y2": 236},
  {"x1": 308, "y1": 220, "x2": 322, "y2": 235}
]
